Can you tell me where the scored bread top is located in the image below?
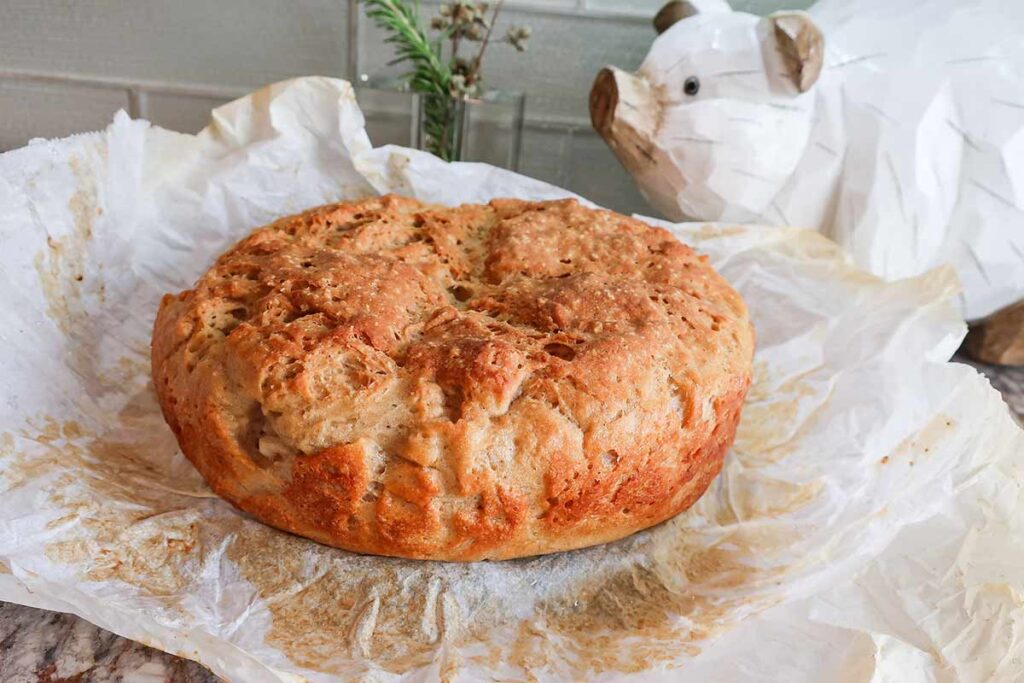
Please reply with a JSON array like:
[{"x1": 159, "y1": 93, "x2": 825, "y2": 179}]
[{"x1": 152, "y1": 195, "x2": 754, "y2": 561}]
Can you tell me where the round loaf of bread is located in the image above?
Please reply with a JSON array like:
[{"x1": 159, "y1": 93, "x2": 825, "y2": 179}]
[{"x1": 152, "y1": 195, "x2": 754, "y2": 561}]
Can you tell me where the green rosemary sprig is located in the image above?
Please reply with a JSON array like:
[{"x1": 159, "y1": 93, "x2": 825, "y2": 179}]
[{"x1": 360, "y1": 0, "x2": 451, "y2": 96}]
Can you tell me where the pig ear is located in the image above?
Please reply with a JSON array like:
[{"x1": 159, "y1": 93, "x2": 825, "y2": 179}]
[
  {"x1": 653, "y1": 0, "x2": 731, "y2": 35},
  {"x1": 767, "y1": 11, "x2": 824, "y2": 92}
]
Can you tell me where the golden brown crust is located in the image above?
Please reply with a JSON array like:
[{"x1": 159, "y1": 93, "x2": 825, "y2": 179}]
[{"x1": 151, "y1": 195, "x2": 754, "y2": 561}]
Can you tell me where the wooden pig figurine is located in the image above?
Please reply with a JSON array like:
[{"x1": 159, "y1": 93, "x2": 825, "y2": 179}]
[{"x1": 591, "y1": 0, "x2": 1024, "y2": 321}]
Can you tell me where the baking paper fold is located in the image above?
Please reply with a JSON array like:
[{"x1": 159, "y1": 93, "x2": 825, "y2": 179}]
[{"x1": 0, "y1": 77, "x2": 1021, "y2": 682}]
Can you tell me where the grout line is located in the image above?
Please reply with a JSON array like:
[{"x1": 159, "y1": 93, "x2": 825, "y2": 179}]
[
  {"x1": 361, "y1": 0, "x2": 654, "y2": 23},
  {"x1": 498, "y1": 1, "x2": 653, "y2": 23},
  {"x1": 355, "y1": 100, "x2": 594, "y2": 135},
  {"x1": 0, "y1": 68, "x2": 603, "y2": 136},
  {"x1": 526, "y1": 114, "x2": 594, "y2": 132},
  {"x1": 0, "y1": 68, "x2": 250, "y2": 100}
]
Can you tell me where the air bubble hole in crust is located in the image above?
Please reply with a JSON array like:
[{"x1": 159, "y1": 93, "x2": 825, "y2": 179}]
[
  {"x1": 362, "y1": 481, "x2": 383, "y2": 503},
  {"x1": 543, "y1": 342, "x2": 576, "y2": 361},
  {"x1": 449, "y1": 284, "x2": 474, "y2": 302}
]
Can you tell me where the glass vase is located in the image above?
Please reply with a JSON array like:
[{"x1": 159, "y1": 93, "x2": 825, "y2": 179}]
[
  {"x1": 413, "y1": 90, "x2": 526, "y2": 170},
  {"x1": 413, "y1": 92, "x2": 469, "y2": 163},
  {"x1": 355, "y1": 77, "x2": 525, "y2": 171}
]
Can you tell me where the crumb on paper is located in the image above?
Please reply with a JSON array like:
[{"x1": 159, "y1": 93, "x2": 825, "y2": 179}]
[
  {"x1": 686, "y1": 224, "x2": 752, "y2": 241},
  {"x1": 888, "y1": 413, "x2": 957, "y2": 464}
]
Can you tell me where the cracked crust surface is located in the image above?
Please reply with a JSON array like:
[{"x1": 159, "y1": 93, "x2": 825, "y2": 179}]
[{"x1": 151, "y1": 195, "x2": 754, "y2": 561}]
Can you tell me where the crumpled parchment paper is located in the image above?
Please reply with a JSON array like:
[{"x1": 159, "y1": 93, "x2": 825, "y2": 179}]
[{"x1": 0, "y1": 77, "x2": 1021, "y2": 682}]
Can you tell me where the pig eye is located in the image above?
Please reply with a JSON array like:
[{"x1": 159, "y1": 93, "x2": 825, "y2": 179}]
[{"x1": 683, "y1": 76, "x2": 700, "y2": 96}]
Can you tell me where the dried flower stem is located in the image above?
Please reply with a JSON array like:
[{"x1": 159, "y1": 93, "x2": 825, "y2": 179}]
[{"x1": 469, "y1": 0, "x2": 503, "y2": 86}]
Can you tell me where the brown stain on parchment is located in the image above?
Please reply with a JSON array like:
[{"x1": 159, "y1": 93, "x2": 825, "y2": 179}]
[
  {"x1": 7, "y1": 391, "x2": 217, "y2": 604},
  {"x1": 33, "y1": 154, "x2": 101, "y2": 337},
  {"x1": 7, "y1": 148, "x2": 831, "y2": 676},
  {"x1": 11, "y1": 422, "x2": 814, "y2": 680},
  {"x1": 733, "y1": 360, "x2": 828, "y2": 467},
  {"x1": 711, "y1": 477, "x2": 824, "y2": 527},
  {"x1": 225, "y1": 527, "x2": 450, "y2": 674},
  {"x1": 29, "y1": 151, "x2": 143, "y2": 399},
  {"x1": 218, "y1": 477, "x2": 816, "y2": 678},
  {"x1": 12, "y1": 201, "x2": 832, "y2": 678},
  {"x1": 463, "y1": 522, "x2": 803, "y2": 676},
  {"x1": 9, "y1": 403, "x2": 454, "y2": 676},
  {"x1": 9, "y1": 370, "x2": 823, "y2": 679},
  {"x1": 223, "y1": 528, "x2": 794, "y2": 678},
  {"x1": 885, "y1": 413, "x2": 956, "y2": 467}
]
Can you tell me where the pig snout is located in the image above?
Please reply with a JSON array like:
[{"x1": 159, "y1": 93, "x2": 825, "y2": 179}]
[
  {"x1": 589, "y1": 67, "x2": 661, "y2": 174},
  {"x1": 589, "y1": 67, "x2": 623, "y2": 138}
]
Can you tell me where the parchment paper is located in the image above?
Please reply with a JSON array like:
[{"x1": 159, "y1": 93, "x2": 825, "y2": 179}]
[{"x1": 0, "y1": 77, "x2": 1021, "y2": 682}]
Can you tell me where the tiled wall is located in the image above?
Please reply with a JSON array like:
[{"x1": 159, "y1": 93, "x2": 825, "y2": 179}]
[{"x1": 0, "y1": 0, "x2": 807, "y2": 216}]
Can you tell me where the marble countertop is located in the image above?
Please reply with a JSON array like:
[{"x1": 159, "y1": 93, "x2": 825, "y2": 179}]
[
  {"x1": 0, "y1": 602, "x2": 216, "y2": 682},
  {"x1": 2, "y1": 357, "x2": 1021, "y2": 683}
]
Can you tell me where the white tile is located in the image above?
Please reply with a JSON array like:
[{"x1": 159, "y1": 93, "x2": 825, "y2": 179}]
[
  {"x1": 460, "y1": 96, "x2": 529, "y2": 170},
  {"x1": 355, "y1": 85, "x2": 417, "y2": 148},
  {"x1": 519, "y1": 125, "x2": 571, "y2": 186},
  {"x1": 486, "y1": 10, "x2": 653, "y2": 124},
  {"x1": 0, "y1": 0, "x2": 350, "y2": 89},
  {"x1": 363, "y1": 109, "x2": 416, "y2": 148},
  {"x1": 0, "y1": 79, "x2": 129, "y2": 151},
  {"x1": 564, "y1": 130, "x2": 655, "y2": 216},
  {"x1": 141, "y1": 91, "x2": 232, "y2": 135}
]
